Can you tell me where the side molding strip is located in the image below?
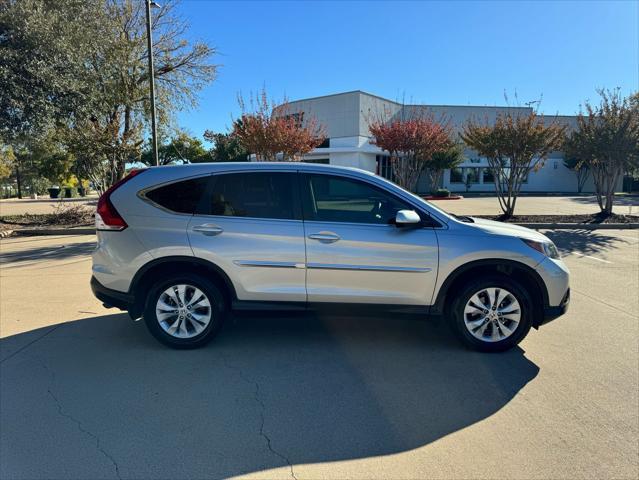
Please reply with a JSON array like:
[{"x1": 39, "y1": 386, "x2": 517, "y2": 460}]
[
  {"x1": 233, "y1": 260, "x2": 305, "y2": 269},
  {"x1": 306, "y1": 263, "x2": 432, "y2": 273},
  {"x1": 233, "y1": 261, "x2": 432, "y2": 273}
]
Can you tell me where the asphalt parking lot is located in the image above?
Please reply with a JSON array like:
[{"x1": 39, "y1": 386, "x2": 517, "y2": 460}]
[{"x1": 1, "y1": 231, "x2": 637, "y2": 479}]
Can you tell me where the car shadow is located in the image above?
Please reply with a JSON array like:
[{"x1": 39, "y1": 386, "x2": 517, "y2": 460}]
[
  {"x1": 543, "y1": 229, "x2": 629, "y2": 256},
  {"x1": 0, "y1": 312, "x2": 539, "y2": 479}
]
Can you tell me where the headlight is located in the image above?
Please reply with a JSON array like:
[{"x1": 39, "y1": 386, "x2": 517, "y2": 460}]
[{"x1": 521, "y1": 238, "x2": 560, "y2": 259}]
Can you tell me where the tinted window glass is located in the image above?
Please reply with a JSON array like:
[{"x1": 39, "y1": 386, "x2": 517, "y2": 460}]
[
  {"x1": 305, "y1": 174, "x2": 412, "y2": 224},
  {"x1": 209, "y1": 172, "x2": 295, "y2": 220},
  {"x1": 146, "y1": 176, "x2": 209, "y2": 214}
]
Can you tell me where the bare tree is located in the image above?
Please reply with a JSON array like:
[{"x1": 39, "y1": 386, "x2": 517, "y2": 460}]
[{"x1": 233, "y1": 89, "x2": 326, "y2": 161}]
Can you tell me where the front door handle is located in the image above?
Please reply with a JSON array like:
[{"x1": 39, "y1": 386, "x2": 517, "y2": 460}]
[
  {"x1": 192, "y1": 224, "x2": 224, "y2": 236},
  {"x1": 308, "y1": 232, "x2": 340, "y2": 243}
]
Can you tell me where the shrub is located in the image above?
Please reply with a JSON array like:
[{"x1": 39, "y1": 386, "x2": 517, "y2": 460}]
[
  {"x1": 50, "y1": 203, "x2": 94, "y2": 225},
  {"x1": 433, "y1": 188, "x2": 451, "y2": 198}
]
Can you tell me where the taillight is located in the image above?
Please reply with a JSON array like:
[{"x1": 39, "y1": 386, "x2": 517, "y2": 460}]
[{"x1": 95, "y1": 169, "x2": 146, "y2": 231}]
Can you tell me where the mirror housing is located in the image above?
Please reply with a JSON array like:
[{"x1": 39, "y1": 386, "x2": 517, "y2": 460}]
[{"x1": 394, "y1": 210, "x2": 421, "y2": 226}]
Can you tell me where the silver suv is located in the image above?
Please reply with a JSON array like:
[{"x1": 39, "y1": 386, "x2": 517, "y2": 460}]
[{"x1": 91, "y1": 163, "x2": 570, "y2": 352}]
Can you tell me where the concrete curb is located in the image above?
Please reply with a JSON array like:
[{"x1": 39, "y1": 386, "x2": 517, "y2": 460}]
[{"x1": 8, "y1": 223, "x2": 639, "y2": 236}]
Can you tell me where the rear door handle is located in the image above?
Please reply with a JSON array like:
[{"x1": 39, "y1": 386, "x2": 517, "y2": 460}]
[
  {"x1": 308, "y1": 232, "x2": 340, "y2": 243},
  {"x1": 192, "y1": 224, "x2": 224, "y2": 236}
]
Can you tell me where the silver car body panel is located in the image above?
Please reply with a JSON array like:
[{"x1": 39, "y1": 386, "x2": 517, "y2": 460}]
[
  {"x1": 303, "y1": 220, "x2": 439, "y2": 304},
  {"x1": 188, "y1": 215, "x2": 307, "y2": 302},
  {"x1": 93, "y1": 162, "x2": 569, "y2": 310}
]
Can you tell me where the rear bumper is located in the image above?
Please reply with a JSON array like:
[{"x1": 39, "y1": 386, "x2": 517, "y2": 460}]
[
  {"x1": 91, "y1": 276, "x2": 134, "y2": 311},
  {"x1": 539, "y1": 288, "x2": 570, "y2": 327}
]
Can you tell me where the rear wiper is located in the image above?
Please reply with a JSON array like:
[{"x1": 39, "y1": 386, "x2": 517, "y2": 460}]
[{"x1": 452, "y1": 214, "x2": 474, "y2": 223}]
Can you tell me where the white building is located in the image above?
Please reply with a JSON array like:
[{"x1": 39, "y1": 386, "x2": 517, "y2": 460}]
[{"x1": 279, "y1": 90, "x2": 597, "y2": 194}]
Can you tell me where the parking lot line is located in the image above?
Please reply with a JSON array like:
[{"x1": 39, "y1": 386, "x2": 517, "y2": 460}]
[{"x1": 569, "y1": 252, "x2": 612, "y2": 264}]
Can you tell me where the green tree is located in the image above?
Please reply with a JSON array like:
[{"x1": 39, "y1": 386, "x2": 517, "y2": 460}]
[
  {"x1": 461, "y1": 111, "x2": 566, "y2": 217},
  {"x1": 567, "y1": 89, "x2": 639, "y2": 214},
  {"x1": 0, "y1": 0, "x2": 217, "y2": 187},
  {"x1": 562, "y1": 149, "x2": 590, "y2": 194},
  {"x1": 0, "y1": 145, "x2": 16, "y2": 181},
  {"x1": 203, "y1": 131, "x2": 249, "y2": 162},
  {"x1": 0, "y1": 0, "x2": 95, "y2": 142},
  {"x1": 140, "y1": 132, "x2": 209, "y2": 166},
  {"x1": 425, "y1": 140, "x2": 464, "y2": 193},
  {"x1": 69, "y1": 114, "x2": 142, "y2": 194}
]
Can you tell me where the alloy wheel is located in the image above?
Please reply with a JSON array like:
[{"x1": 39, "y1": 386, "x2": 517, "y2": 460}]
[
  {"x1": 463, "y1": 287, "x2": 521, "y2": 342},
  {"x1": 155, "y1": 284, "x2": 212, "y2": 339}
]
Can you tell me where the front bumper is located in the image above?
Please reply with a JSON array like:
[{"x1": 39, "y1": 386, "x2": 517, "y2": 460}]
[
  {"x1": 538, "y1": 288, "x2": 570, "y2": 327},
  {"x1": 91, "y1": 276, "x2": 134, "y2": 311}
]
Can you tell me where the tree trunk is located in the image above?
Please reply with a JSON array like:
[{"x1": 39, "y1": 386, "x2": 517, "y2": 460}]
[
  {"x1": 604, "y1": 194, "x2": 614, "y2": 215},
  {"x1": 15, "y1": 163, "x2": 22, "y2": 199},
  {"x1": 428, "y1": 169, "x2": 443, "y2": 193},
  {"x1": 116, "y1": 106, "x2": 132, "y2": 181}
]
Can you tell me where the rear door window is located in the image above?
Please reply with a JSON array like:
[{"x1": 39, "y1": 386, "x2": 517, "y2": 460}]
[
  {"x1": 145, "y1": 176, "x2": 210, "y2": 214},
  {"x1": 206, "y1": 172, "x2": 298, "y2": 220}
]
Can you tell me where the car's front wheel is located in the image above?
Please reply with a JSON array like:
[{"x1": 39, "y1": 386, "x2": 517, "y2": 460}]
[
  {"x1": 450, "y1": 276, "x2": 533, "y2": 352},
  {"x1": 143, "y1": 274, "x2": 227, "y2": 349}
]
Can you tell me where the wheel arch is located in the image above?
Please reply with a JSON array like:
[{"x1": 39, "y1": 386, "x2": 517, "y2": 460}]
[
  {"x1": 128, "y1": 256, "x2": 237, "y2": 319},
  {"x1": 431, "y1": 259, "x2": 549, "y2": 326}
]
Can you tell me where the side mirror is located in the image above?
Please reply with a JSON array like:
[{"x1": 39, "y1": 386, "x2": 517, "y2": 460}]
[{"x1": 394, "y1": 210, "x2": 421, "y2": 226}]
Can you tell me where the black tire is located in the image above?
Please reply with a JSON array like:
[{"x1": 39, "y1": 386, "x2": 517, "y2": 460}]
[
  {"x1": 449, "y1": 275, "x2": 533, "y2": 352},
  {"x1": 143, "y1": 273, "x2": 227, "y2": 349}
]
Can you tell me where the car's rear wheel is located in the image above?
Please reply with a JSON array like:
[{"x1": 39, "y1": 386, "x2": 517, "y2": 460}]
[
  {"x1": 449, "y1": 276, "x2": 532, "y2": 352},
  {"x1": 143, "y1": 274, "x2": 226, "y2": 349}
]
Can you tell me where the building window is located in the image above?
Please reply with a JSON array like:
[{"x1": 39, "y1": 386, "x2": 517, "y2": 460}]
[
  {"x1": 304, "y1": 158, "x2": 330, "y2": 164},
  {"x1": 376, "y1": 155, "x2": 394, "y2": 181},
  {"x1": 315, "y1": 138, "x2": 330, "y2": 149},
  {"x1": 481, "y1": 167, "x2": 495, "y2": 184},
  {"x1": 464, "y1": 167, "x2": 480, "y2": 184},
  {"x1": 515, "y1": 167, "x2": 529, "y2": 184},
  {"x1": 451, "y1": 167, "x2": 482, "y2": 184},
  {"x1": 450, "y1": 167, "x2": 464, "y2": 183},
  {"x1": 283, "y1": 112, "x2": 304, "y2": 126}
]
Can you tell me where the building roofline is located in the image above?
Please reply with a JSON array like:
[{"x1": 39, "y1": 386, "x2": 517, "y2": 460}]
[
  {"x1": 285, "y1": 90, "x2": 576, "y2": 116},
  {"x1": 284, "y1": 90, "x2": 383, "y2": 105}
]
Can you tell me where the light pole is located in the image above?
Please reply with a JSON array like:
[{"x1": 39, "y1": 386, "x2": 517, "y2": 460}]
[{"x1": 145, "y1": 0, "x2": 161, "y2": 166}]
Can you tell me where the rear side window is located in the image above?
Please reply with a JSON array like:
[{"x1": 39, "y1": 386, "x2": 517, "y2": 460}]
[
  {"x1": 207, "y1": 172, "x2": 296, "y2": 220},
  {"x1": 145, "y1": 176, "x2": 210, "y2": 214}
]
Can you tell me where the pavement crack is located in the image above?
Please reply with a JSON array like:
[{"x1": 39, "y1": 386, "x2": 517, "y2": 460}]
[
  {"x1": 35, "y1": 357, "x2": 122, "y2": 480},
  {"x1": 222, "y1": 356, "x2": 297, "y2": 480}
]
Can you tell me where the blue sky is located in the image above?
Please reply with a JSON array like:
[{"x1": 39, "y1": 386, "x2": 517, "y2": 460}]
[{"x1": 174, "y1": 0, "x2": 638, "y2": 141}]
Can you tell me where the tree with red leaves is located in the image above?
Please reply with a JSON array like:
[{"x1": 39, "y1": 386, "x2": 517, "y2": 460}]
[
  {"x1": 233, "y1": 89, "x2": 326, "y2": 161},
  {"x1": 369, "y1": 115, "x2": 451, "y2": 191}
]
